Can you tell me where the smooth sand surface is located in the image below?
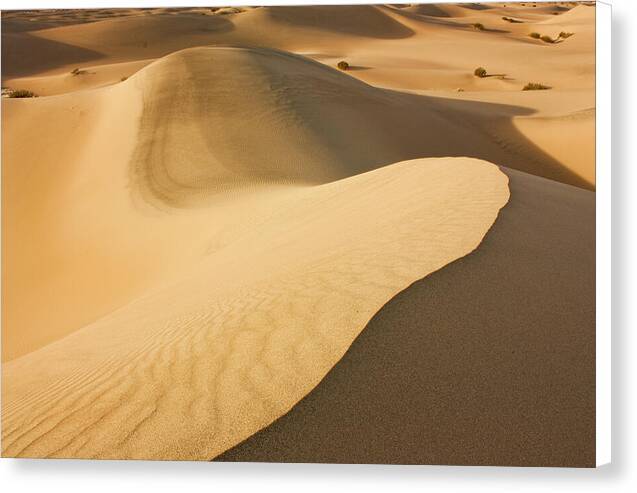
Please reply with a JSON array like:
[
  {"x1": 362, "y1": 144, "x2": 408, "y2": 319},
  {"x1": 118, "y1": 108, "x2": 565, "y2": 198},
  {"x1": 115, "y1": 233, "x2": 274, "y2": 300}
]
[
  {"x1": 217, "y1": 168, "x2": 595, "y2": 467},
  {"x1": 1, "y1": 3, "x2": 595, "y2": 464}
]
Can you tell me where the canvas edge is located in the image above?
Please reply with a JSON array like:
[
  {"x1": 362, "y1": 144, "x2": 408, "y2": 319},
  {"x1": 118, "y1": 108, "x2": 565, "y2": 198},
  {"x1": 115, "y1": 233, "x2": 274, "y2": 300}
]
[{"x1": 595, "y1": 0, "x2": 612, "y2": 469}]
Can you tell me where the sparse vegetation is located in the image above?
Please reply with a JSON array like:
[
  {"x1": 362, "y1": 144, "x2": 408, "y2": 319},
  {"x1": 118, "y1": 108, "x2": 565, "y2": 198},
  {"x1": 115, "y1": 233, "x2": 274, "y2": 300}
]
[
  {"x1": 502, "y1": 16, "x2": 522, "y2": 23},
  {"x1": 120, "y1": 76, "x2": 128, "y2": 82},
  {"x1": 71, "y1": 67, "x2": 87, "y2": 76},
  {"x1": 540, "y1": 35, "x2": 555, "y2": 43},
  {"x1": 523, "y1": 82, "x2": 551, "y2": 91},
  {"x1": 529, "y1": 32, "x2": 541, "y2": 39},
  {"x1": 558, "y1": 31, "x2": 574, "y2": 39},
  {"x1": 337, "y1": 60, "x2": 349, "y2": 71},
  {"x1": 472, "y1": 22, "x2": 485, "y2": 31},
  {"x1": 8, "y1": 89, "x2": 37, "y2": 98},
  {"x1": 474, "y1": 67, "x2": 488, "y2": 78}
]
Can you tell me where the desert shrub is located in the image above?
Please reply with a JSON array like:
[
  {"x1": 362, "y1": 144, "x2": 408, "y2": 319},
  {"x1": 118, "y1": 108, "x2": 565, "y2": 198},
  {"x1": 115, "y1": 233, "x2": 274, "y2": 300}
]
[
  {"x1": 8, "y1": 89, "x2": 37, "y2": 98},
  {"x1": 70, "y1": 68, "x2": 87, "y2": 76},
  {"x1": 120, "y1": 76, "x2": 128, "y2": 82},
  {"x1": 502, "y1": 16, "x2": 522, "y2": 23},
  {"x1": 474, "y1": 67, "x2": 488, "y2": 78},
  {"x1": 540, "y1": 35, "x2": 554, "y2": 43},
  {"x1": 558, "y1": 31, "x2": 574, "y2": 39},
  {"x1": 472, "y1": 22, "x2": 485, "y2": 30},
  {"x1": 522, "y1": 82, "x2": 551, "y2": 91},
  {"x1": 337, "y1": 61, "x2": 349, "y2": 71},
  {"x1": 529, "y1": 32, "x2": 541, "y2": 39}
]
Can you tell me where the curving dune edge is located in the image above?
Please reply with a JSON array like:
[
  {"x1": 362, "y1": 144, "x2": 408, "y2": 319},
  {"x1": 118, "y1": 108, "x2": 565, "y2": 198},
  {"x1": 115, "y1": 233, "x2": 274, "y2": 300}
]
[{"x1": 1, "y1": 47, "x2": 511, "y2": 457}]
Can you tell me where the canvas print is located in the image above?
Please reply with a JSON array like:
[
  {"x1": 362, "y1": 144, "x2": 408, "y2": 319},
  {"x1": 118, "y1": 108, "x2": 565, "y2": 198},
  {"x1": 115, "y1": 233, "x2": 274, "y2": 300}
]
[{"x1": 1, "y1": 2, "x2": 597, "y2": 466}]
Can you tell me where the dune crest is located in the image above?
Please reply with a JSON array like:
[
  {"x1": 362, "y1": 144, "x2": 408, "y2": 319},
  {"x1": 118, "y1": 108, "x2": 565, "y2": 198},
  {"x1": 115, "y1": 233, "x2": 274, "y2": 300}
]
[{"x1": 2, "y1": 154, "x2": 509, "y2": 460}]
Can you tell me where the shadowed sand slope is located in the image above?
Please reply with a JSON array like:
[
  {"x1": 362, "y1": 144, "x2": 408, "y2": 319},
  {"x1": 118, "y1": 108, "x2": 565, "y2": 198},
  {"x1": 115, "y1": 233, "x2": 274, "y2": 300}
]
[
  {"x1": 130, "y1": 47, "x2": 590, "y2": 208},
  {"x1": 260, "y1": 5, "x2": 414, "y2": 38},
  {"x1": 217, "y1": 167, "x2": 595, "y2": 467}
]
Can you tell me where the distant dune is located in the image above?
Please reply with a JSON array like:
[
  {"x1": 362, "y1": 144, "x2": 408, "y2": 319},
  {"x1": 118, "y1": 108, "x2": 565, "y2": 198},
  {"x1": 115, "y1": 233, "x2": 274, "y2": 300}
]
[{"x1": 1, "y1": 3, "x2": 595, "y2": 464}]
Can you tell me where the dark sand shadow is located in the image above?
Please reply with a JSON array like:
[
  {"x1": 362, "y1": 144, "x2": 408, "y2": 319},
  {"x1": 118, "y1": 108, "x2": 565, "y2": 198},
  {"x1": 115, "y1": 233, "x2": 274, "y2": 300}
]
[
  {"x1": 1, "y1": 32, "x2": 106, "y2": 78},
  {"x1": 216, "y1": 168, "x2": 596, "y2": 467},
  {"x1": 264, "y1": 5, "x2": 415, "y2": 39},
  {"x1": 381, "y1": 89, "x2": 594, "y2": 190}
]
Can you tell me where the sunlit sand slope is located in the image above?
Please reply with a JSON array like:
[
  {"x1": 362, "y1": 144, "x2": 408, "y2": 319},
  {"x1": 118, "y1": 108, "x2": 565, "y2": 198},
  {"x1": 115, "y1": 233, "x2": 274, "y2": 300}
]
[{"x1": 2, "y1": 156, "x2": 509, "y2": 460}]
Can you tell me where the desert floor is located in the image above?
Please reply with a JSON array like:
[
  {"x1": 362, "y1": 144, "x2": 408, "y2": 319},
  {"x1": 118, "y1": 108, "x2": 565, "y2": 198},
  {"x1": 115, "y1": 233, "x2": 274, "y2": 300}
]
[{"x1": 1, "y1": 3, "x2": 595, "y2": 466}]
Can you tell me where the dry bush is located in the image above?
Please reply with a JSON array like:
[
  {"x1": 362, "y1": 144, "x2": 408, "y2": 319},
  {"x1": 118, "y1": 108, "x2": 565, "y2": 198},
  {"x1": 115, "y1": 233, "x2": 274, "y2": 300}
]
[
  {"x1": 337, "y1": 61, "x2": 349, "y2": 71},
  {"x1": 472, "y1": 23, "x2": 485, "y2": 31},
  {"x1": 8, "y1": 89, "x2": 37, "y2": 98},
  {"x1": 523, "y1": 82, "x2": 551, "y2": 91},
  {"x1": 529, "y1": 32, "x2": 541, "y2": 39},
  {"x1": 540, "y1": 35, "x2": 555, "y2": 43},
  {"x1": 474, "y1": 67, "x2": 487, "y2": 78}
]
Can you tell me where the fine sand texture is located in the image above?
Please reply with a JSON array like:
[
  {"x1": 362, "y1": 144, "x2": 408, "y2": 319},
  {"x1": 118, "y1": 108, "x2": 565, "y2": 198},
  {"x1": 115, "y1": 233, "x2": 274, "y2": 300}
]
[
  {"x1": 217, "y1": 168, "x2": 595, "y2": 467},
  {"x1": 2, "y1": 3, "x2": 596, "y2": 464}
]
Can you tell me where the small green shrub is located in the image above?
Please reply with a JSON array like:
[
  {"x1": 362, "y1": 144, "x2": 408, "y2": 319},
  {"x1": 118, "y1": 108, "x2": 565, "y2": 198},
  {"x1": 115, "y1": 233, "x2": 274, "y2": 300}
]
[
  {"x1": 540, "y1": 35, "x2": 554, "y2": 43},
  {"x1": 8, "y1": 89, "x2": 37, "y2": 98},
  {"x1": 474, "y1": 67, "x2": 488, "y2": 78},
  {"x1": 529, "y1": 32, "x2": 541, "y2": 39},
  {"x1": 337, "y1": 61, "x2": 349, "y2": 71},
  {"x1": 523, "y1": 82, "x2": 551, "y2": 91},
  {"x1": 472, "y1": 22, "x2": 485, "y2": 31}
]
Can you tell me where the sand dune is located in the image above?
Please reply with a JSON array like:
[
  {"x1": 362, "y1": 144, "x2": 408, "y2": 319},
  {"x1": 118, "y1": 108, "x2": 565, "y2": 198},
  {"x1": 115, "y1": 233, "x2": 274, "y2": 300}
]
[
  {"x1": 218, "y1": 167, "x2": 596, "y2": 467},
  {"x1": 3, "y1": 3, "x2": 596, "y2": 193},
  {"x1": 2, "y1": 42, "x2": 510, "y2": 459},
  {"x1": 1, "y1": 154, "x2": 509, "y2": 459},
  {"x1": 1, "y1": 3, "x2": 595, "y2": 464},
  {"x1": 2, "y1": 44, "x2": 593, "y2": 365}
]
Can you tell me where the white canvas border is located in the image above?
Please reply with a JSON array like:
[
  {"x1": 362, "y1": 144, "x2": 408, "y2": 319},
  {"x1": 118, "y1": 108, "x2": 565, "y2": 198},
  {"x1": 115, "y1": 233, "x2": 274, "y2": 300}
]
[
  {"x1": 595, "y1": 0, "x2": 612, "y2": 468},
  {"x1": 0, "y1": 0, "x2": 612, "y2": 471}
]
